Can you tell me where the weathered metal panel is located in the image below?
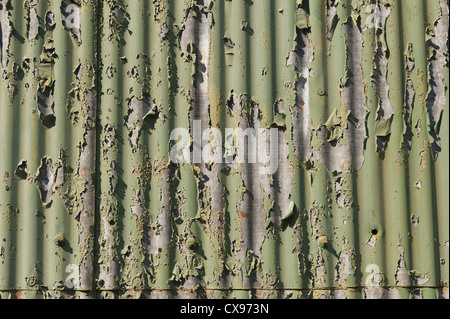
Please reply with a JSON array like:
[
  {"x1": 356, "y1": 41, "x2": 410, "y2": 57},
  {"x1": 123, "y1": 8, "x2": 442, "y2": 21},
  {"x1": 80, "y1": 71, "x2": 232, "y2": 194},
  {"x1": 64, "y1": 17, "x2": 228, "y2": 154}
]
[{"x1": 0, "y1": 0, "x2": 448, "y2": 299}]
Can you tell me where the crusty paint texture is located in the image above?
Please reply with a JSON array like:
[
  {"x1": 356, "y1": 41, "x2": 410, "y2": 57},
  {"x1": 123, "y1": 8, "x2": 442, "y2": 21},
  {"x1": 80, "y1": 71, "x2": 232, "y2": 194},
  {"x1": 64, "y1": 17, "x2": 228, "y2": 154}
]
[{"x1": 0, "y1": 0, "x2": 448, "y2": 299}]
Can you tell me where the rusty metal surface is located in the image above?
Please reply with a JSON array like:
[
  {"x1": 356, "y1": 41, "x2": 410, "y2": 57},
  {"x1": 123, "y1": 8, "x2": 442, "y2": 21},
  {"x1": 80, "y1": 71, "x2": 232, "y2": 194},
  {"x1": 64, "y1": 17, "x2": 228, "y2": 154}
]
[{"x1": 0, "y1": 0, "x2": 448, "y2": 299}]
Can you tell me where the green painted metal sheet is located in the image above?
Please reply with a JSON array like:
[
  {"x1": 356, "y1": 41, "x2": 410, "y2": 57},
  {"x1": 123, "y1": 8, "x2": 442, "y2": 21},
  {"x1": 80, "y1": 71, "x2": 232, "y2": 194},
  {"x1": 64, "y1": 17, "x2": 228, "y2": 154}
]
[{"x1": 0, "y1": 0, "x2": 448, "y2": 299}]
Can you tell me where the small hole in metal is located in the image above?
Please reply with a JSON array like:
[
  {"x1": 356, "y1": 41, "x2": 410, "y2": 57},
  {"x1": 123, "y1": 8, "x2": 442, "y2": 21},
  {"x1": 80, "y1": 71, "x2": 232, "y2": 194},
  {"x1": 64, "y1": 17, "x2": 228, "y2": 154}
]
[{"x1": 371, "y1": 229, "x2": 378, "y2": 236}]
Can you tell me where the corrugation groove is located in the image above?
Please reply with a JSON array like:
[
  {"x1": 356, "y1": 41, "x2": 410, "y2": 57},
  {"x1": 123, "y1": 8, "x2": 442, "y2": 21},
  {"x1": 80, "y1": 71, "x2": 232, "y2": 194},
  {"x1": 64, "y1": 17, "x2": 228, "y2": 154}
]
[{"x1": 0, "y1": 0, "x2": 448, "y2": 299}]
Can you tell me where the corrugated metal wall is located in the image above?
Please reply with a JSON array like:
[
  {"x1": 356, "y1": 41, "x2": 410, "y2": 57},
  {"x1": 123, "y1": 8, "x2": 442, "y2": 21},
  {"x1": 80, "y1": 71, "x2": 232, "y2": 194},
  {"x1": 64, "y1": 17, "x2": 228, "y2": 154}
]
[{"x1": 0, "y1": 0, "x2": 448, "y2": 299}]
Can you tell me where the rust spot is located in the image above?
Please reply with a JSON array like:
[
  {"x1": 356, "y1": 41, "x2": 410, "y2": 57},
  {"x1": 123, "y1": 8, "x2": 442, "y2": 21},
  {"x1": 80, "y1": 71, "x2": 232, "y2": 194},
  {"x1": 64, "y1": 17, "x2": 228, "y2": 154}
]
[
  {"x1": 14, "y1": 291, "x2": 26, "y2": 299},
  {"x1": 238, "y1": 209, "x2": 249, "y2": 219},
  {"x1": 3, "y1": 171, "x2": 10, "y2": 191},
  {"x1": 81, "y1": 167, "x2": 88, "y2": 178}
]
